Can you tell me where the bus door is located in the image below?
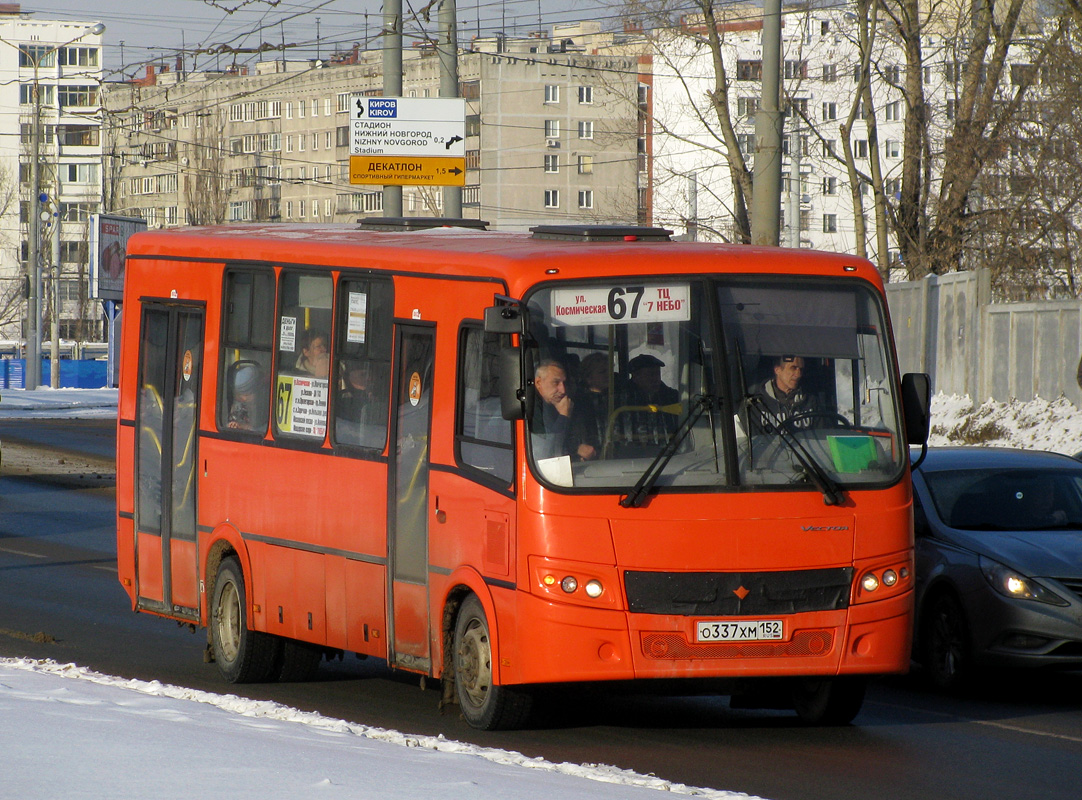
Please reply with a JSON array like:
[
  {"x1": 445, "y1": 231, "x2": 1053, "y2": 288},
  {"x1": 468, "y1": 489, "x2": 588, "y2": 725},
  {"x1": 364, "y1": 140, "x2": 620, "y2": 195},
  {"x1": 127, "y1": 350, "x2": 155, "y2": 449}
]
[
  {"x1": 134, "y1": 303, "x2": 203, "y2": 621},
  {"x1": 387, "y1": 324, "x2": 435, "y2": 672}
]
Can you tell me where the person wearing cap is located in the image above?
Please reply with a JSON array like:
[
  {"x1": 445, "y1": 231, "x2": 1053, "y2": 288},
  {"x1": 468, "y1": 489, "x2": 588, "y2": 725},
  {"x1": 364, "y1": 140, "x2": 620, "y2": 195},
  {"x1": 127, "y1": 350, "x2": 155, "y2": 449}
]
[
  {"x1": 617, "y1": 353, "x2": 681, "y2": 446},
  {"x1": 227, "y1": 363, "x2": 265, "y2": 431},
  {"x1": 749, "y1": 355, "x2": 817, "y2": 431}
]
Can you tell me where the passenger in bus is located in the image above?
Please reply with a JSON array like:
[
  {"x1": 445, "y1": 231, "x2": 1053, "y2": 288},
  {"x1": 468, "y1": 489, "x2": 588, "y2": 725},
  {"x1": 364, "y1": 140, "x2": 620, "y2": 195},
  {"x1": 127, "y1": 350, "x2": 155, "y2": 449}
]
[
  {"x1": 531, "y1": 359, "x2": 574, "y2": 460},
  {"x1": 227, "y1": 363, "x2": 265, "y2": 431},
  {"x1": 339, "y1": 363, "x2": 387, "y2": 448},
  {"x1": 295, "y1": 329, "x2": 330, "y2": 378},
  {"x1": 748, "y1": 355, "x2": 817, "y2": 431},
  {"x1": 615, "y1": 354, "x2": 681, "y2": 447},
  {"x1": 570, "y1": 352, "x2": 617, "y2": 461}
]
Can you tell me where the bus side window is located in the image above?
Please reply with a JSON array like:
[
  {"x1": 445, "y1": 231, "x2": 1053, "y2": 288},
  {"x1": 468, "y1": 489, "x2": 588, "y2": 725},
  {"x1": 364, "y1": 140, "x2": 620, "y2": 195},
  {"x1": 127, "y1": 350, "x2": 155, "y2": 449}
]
[
  {"x1": 456, "y1": 325, "x2": 513, "y2": 484},
  {"x1": 274, "y1": 272, "x2": 333, "y2": 440},
  {"x1": 332, "y1": 278, "x2": 392, "y2": 450},
  {"x1": 218, "y1": 268, "x2": 274, "y2": 434}
]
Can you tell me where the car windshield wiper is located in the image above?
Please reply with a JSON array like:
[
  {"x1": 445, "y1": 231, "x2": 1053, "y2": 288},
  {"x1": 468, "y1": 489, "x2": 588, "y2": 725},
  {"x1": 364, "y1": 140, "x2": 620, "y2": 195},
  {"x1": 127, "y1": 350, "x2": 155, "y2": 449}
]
[
  {"x1": 745, "y1": 395, "x2": 844, "y2": 506},
  {"x1": 620, "y1": 394, "x2": 721, "y2": 508}
]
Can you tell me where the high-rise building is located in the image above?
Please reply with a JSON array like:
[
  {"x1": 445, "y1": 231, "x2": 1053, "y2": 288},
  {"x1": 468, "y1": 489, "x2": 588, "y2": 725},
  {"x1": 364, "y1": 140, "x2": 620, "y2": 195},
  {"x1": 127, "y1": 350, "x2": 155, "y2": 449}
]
[
  {"x1": 0, "y1": 6, "x2": 105, "y2": 344},
  {"x1": 102, "y1": 28, "x2": 645, "y2": 233}
]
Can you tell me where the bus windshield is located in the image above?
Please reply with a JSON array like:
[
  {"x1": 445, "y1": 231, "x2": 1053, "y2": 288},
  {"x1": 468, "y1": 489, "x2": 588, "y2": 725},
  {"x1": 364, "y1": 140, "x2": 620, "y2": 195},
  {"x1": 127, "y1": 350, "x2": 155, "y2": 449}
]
[{"x1": 524, "y1": 277, "x2": 905, "y2": 494}]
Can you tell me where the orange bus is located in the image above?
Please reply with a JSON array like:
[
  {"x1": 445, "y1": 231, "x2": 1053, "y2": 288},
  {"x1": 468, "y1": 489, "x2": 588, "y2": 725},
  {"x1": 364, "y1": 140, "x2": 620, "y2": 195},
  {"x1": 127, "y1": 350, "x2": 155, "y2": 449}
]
[{"x1": 116, "y1": 220, "x2": 930, "y2": 729}]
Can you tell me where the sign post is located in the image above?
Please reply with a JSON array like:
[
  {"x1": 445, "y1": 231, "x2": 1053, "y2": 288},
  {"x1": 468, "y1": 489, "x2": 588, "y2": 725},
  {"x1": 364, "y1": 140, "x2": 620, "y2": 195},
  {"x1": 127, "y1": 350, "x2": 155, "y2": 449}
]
[
  {"x1": 89, "y1": 213, "x2": 147, "y2": 388},
  {"x1": 349, "y1": 97, "x2": 466, "y2": 187}
]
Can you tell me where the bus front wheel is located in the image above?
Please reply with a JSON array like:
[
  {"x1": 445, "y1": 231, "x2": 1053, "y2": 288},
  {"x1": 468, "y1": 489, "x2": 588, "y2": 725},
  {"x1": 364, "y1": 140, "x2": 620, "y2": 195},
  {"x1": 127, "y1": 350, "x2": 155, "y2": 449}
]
[
  {"x1": 791, "y1": 677, "x2": 866, "y2": 725},
  {"x1": 452, "y1": 594, "x2": 532, "y2": 730},
  {"x1": 210, "y1": 557, "x2": 279, "y2": 683}
]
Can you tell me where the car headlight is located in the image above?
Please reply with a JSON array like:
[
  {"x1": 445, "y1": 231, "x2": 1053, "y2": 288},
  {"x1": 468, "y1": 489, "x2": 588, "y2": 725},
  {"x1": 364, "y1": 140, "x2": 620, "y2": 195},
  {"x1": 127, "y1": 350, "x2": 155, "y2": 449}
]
[{"x1": 978, "y1": 556, "x2": 1069, "y2": 607}]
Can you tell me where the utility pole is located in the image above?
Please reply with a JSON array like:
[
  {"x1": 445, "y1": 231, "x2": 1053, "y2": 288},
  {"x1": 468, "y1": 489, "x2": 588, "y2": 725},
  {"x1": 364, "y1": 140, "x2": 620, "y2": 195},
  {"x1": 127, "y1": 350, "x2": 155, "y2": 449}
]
[
  {"x1": 788, "y1": 125, "x2": 801, "y2": 249},
  {"x1": 382, "y1": 0, "x2": 403, "y2": 217},
  {"x1": 438, "y1": 0, "x2": 462, "y2": 218},
  {"x1": 751, "y1": 0, "x2": 782, "y2": 247}
]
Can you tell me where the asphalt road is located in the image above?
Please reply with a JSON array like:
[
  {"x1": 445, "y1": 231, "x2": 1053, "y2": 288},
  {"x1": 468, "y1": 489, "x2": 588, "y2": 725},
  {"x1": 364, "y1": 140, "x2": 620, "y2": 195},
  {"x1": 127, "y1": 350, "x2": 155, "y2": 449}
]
[{"x1": 1, "y1": 419, "x2": 1080, "y2": 800}]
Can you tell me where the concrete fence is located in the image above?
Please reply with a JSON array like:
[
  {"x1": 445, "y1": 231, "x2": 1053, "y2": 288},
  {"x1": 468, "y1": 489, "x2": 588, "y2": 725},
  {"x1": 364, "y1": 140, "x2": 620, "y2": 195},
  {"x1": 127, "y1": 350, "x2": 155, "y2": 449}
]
[{"x1": 885, "y1": 270, "x2": 1082, "y2": 406}]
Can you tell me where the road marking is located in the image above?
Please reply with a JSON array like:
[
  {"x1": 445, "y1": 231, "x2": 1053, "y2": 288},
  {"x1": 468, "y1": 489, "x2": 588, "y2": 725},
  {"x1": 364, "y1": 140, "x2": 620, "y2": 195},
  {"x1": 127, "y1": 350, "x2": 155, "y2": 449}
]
[
  {"x1": 0, "y1": 545, "x2": 46, "y2": 559},
  {"x1": 871, "y1": 699, "x2": 1082, "y2": 744}
]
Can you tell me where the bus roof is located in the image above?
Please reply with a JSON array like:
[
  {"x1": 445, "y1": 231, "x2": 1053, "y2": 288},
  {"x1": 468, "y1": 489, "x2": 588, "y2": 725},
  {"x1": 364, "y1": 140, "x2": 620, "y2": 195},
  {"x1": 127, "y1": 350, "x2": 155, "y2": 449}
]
[{"x1": 125, "y1": 223, "x2": 883, "y2": 295}]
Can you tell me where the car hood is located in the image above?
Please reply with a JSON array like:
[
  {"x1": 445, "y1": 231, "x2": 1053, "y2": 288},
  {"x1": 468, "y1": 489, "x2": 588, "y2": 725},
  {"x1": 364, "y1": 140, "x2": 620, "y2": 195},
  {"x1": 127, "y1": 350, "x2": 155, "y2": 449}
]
[{"x1": 947, "y1": 528, "x2": 1082, "y2": 578}]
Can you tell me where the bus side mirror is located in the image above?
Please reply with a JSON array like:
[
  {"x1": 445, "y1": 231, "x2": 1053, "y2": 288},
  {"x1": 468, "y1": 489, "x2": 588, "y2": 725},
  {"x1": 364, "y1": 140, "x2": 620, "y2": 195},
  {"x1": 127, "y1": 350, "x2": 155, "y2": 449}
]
[
  {"x1": 498, "y1": 341, "x2": 525, "y2": 420},
  {"x1": 901, "y1": 372, "x2": 931, "y2": 445},
  {"x1": 484, "y1": 304, "x2": 521, "y2": 334}
]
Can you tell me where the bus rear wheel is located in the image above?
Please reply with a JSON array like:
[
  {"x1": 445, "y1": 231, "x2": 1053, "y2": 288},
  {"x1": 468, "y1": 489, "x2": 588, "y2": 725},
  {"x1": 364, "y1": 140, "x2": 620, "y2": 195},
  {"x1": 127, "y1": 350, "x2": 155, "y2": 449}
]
[
  {"x1": 210, "y1": 557, "x2": 279, "y2": 683},
  {"x1": 791, "y1": 677, "x2": 867, "y2": 725},
  {"x1": 452, "y1": 595, "x2": 532, "y2": 730}
]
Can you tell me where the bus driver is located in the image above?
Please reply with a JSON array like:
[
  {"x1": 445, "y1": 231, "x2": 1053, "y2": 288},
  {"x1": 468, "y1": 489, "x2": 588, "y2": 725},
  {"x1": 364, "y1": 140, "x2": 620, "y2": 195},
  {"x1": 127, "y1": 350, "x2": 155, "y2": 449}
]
[{"x1": 749, "y1": 355, "x2": 817, "y2": 431}]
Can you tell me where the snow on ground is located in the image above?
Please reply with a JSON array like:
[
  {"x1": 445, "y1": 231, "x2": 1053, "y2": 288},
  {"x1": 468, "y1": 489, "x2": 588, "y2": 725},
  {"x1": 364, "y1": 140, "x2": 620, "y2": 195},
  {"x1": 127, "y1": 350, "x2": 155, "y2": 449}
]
[
  {"x1": 3, "y1": 386, "x2": 1082, "y2": 797},
  {"x1": 0, "y1": 658, "x2": 754, "y2": 800}
]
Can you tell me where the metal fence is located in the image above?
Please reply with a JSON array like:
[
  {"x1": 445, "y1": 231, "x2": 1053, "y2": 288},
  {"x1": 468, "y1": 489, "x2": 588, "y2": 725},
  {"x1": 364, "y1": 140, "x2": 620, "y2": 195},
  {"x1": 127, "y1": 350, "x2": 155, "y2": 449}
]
[{"x1": 885, "y1": 270, "x2": 1082, "y2": 406}]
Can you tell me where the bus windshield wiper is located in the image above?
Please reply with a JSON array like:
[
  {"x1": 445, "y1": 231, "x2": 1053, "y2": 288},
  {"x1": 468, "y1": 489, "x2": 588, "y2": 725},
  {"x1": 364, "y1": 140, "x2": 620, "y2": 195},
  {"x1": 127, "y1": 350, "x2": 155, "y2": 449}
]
[
  {"x1": 745, "y1": 395, "x2": 844, "y2": 506},
  {"x1": 620, "y1": 395, "x2": 720, "y2": 508}
]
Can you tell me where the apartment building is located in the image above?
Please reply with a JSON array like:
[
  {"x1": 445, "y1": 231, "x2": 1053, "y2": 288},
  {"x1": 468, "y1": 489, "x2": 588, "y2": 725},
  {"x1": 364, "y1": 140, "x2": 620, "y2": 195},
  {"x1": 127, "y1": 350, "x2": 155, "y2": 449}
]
[
  {"x1": 0, "y1": 6, "x2": 105, "y2": 342},
  {"x1": 102, "y1": 30, "x2": 644, "y2": 232}
]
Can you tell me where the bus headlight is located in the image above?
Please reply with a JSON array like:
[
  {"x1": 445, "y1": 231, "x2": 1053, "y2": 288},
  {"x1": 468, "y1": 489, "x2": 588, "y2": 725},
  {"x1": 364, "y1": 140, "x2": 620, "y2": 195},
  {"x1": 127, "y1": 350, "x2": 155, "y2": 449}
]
[
  {"x1": 584, "y1": 580, "x2": 604, "y2": 598},
  {"x1": 561, "y1": 576, "x2": 578, "y2": 593},
  {"x1": 861, "y1": 572, "x2": 880, "y2": 592}
]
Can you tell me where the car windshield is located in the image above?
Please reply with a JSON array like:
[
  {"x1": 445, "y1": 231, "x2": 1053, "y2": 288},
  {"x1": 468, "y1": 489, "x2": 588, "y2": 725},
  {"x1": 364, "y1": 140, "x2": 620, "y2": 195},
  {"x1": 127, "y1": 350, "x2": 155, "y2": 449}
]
[
  {"x1": 523, "y1": 277, "x2": 906, "y2": 494},
  {"x1": 923, "y1": 467, "x2": 1082, "y2": 530}
]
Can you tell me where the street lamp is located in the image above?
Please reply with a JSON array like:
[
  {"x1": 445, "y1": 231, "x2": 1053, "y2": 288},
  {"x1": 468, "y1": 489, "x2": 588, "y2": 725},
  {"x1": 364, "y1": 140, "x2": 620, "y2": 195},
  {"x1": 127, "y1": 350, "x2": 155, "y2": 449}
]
[{"x1": 0, "y1": 21, "x2": 105, "y2": 389}]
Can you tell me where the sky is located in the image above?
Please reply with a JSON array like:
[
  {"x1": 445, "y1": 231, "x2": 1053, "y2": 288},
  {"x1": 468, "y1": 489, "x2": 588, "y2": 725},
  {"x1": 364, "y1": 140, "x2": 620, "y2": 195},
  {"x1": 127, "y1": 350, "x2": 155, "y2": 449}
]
[{"x1": 24, "y1": 0, "x2": 622, "y2": 77}]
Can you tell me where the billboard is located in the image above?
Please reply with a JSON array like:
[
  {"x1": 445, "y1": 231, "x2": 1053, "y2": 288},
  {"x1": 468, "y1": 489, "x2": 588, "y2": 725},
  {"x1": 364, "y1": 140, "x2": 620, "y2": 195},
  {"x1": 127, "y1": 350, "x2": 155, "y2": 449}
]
[{"x1": 89, "y1": 213, "x2": 147, "y2": 302}]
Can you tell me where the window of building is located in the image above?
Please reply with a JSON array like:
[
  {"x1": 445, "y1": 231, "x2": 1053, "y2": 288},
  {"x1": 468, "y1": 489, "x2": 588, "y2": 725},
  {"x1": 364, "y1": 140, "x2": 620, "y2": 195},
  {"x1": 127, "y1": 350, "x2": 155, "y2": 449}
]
[
  {"x1": 578, "y1": 85, "x2": 593, "y2": 104},
  {"x1": 823, "y1": 139, "x2": 836, "y2": 156},
  {"x1": 886, "y1": 139, "x2": 900, "y2": 158},
  {"x1": 822, "y1": 63, "x2": 836, "y2": 82},
  {"x1": 57, "y1": 85, "x2": 99, "y2": 108},
  {"x1": 457, "y1": 326, "x2": 513, "y2": 484},
  {"x1": 544, "y1": 154, "x2": 559, "y2": 173},
  {"x1": 544, "y1": 189, "x2": 560, "y2": 208},
  {"x1": 578, "y1": 121, "x2": 594, "y2": 140},
  {"x1": 784, "y1": 60, "x2": 807, "y2": 79},
  {"x1": 823, "y1": 214, "x2": 837, "y2": 233},
  {"x1": 218, "y1": 269, "x2": 275, "y2": 434},
  {"x1": 19, "y1": 45, "x2": 56, "y2": 67},
  {"x1": 578, "y1": 190, "x2": 593, "y2": 209},
  {"x1": 884, "y1": 100, "x2": 902, "y2": 121},
  {"x1": 545, "y1": 84, "x2": 559, "y2": 103},
  {"x1": 737, "y1": 60, "x2": 762, "y2": 81},
  {"x1": 60, "y1": 46, "x2": 99, "y2": 67},
  {"x1": 822, "y1": 176, "x2": 837, "y2": 195},
  {"x1": 578, "y1": 155, "x2": 594, "y2": 174},
  {"x1": 20, "y1": 84, "x2": 55, "y2": 105},
  {"x1": 544, "y1": 119, "x2": 560, "y2": 139},
  {"x1": 738, "y1": 96, "x2": 760, "y2": 118},
  {"x1": 822, "y1": 102, "x2": 837, "y2": 121},
  {"x1": 883, "y1": 65, "x2": 901, "y2": 84},
  {"x1": 854, "y1": 139, "x2": 868, "y2": 158}
]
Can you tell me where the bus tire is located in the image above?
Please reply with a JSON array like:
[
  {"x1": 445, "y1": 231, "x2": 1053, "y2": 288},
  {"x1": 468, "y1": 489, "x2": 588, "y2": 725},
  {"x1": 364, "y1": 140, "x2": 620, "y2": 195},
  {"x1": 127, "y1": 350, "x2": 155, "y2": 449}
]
[
  {"x1": 210, "y1": 557, "x2": 279, "y2": 683},
  {"x1": 452, "y1": 594, "x2": 532, "y2": 730},
  {"x1": 276, "y1": 639, "x2": 323, "y2": 682},
  {"x1": 791, "y1": 677, "x2": 866, "y2": 725}
]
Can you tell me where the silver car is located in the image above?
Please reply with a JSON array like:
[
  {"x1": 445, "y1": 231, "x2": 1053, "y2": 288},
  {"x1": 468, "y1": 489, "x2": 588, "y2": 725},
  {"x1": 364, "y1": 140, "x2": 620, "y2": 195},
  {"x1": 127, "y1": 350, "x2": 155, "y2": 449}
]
[{"x1": 911, "y1": 447, "x2": 1082, "y2": 689}]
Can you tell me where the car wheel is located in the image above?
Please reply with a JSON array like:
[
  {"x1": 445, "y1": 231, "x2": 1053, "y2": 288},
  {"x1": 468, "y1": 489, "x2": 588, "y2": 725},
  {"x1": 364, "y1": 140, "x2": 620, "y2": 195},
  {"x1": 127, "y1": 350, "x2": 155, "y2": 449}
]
[
  {"x1": 792, "y1": 677, "x2": 867, "y2": 725},
  {"x1": 210, "y1": 557, "x2": 279, "y2": 683},
  {"x1": 452, "y1": 594, "x2": 532, "y2": 730},
  {"x1": 921, "y1": 593, "x2": 971, "y2": 691}
]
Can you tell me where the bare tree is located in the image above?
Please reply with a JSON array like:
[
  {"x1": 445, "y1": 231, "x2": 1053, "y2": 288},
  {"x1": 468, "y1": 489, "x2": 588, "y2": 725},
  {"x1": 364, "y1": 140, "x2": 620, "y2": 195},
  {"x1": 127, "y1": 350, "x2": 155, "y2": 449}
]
[
  {"x1": 185, "y1": 110, "x2": 230, "y2": 225},
  {"x1": 0, "y1": 163, "x2": 23, "y2": 335}
]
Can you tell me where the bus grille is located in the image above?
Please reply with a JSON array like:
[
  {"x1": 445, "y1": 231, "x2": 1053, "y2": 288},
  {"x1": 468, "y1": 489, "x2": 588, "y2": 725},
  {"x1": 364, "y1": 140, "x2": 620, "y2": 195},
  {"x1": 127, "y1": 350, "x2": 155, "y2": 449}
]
[
  {"x1": 641, "y1": 630, "x2": 835, "y2": 660},
  {"x1": 624, "y1": 568, "x2": 853, "y2": 616}
]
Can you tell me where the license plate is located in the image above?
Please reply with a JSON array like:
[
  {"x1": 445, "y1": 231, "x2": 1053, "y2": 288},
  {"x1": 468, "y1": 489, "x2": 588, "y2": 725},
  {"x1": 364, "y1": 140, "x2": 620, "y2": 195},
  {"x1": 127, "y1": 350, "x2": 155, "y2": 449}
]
[{"x1": 696, "y1": 619, "x2": 784, "y2": 642}]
